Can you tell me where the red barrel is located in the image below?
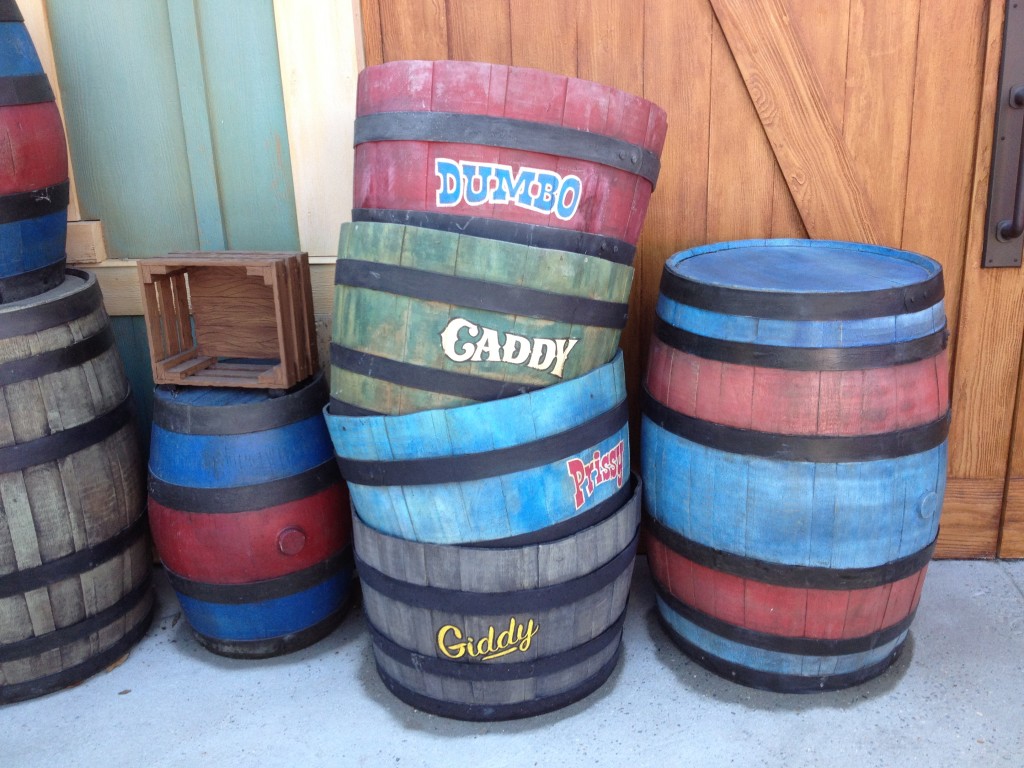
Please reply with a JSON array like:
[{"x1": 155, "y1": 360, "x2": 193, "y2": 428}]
[
  {"x1": 0, "y1": 0, "x2": 69, "y2": 303},
  {"x1": 352, "y1": 60, "x2": 667, "y2": 265}
]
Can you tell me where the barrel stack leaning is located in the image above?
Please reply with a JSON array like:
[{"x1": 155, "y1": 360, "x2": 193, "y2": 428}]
[
  {"x1": 0, "y1": 0, "x2": 69, "y2": 304},
  {"x1": 325, "y1": 59, "x2": 667, "y2": 719},
  {"x1": 642, "y1": 239, "x2": 950, "y2": 692},
  {"x1": 141, "y1": 254, "x2": 356, "y2": 659}
]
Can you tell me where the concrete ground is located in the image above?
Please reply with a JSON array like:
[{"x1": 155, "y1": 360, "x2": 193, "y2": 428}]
[{"x1": 4, "y1": 557, "x2": 1023, "y2": 768}]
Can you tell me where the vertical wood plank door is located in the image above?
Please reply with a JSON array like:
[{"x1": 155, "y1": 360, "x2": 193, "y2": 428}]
[{"x1": 361, "y1": 0, "x2": 1020, "y2": 557}]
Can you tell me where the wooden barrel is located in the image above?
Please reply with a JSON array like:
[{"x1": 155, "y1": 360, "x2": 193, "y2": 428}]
[
  {"x1": 0, "y1": 269, "x2": 152, "y2": 704},
  {"x1": 148, "y1": 371, "x2": 355, "y2": 658},
  {"x1": 0, "y1": 1, "x2": 68, "y2": 303},
  {"x1": 327, "y1": 351, "x2": 629, "y2": 545},
  {"x1": 641, "y1": 239, "x2": 949, "y2": 692},
  {"x1": 352, "y1": 60, "x2": 667, "y2": 264},
  {"x1": 355, "y1": 475, "x2": 640, "y2": 720},
  {"x1": 331, "y1": 221, "x2": 633, "y2": 415}
]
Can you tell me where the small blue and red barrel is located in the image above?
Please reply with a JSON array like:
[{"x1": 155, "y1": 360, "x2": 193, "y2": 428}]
[
  {"x1": 148, "y1": 371, "x2": 355, "y2": 658},
  {"x1": 642, "y1": 239, "x2": 949, "y2": 692},
  {"x1": 1, "y1": 0, "x2": 68, "y2": 303}
]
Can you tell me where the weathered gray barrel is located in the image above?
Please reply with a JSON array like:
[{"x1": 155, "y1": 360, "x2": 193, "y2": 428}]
[
  {"x1": 354, "y1": 476, "x2": 641, "y2": 720},
  {"x1": 0, "y1": 270, "x2": 152, "y2": 703}
]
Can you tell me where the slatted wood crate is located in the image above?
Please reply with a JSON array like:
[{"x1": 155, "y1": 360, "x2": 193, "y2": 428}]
[{"x1": 137, "y1": 252, "x2": 317, "y2": 389}]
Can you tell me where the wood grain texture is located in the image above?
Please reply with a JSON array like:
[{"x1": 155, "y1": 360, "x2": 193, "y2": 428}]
[
  {"x1": 274, "y1": 0, "x2": 361, "y2": 257},
  {"x1": 936, "y1": 477, "x2": 1004, "y2": 558},
  {"x1": 446, "y1": 0, "x2": 511, "y2": 64},
  {"x1": 1000, "y1": 478, "x2": 1024, "y2": 559},
  {"x1": 509, "y1": 0, "x2": 577, "y2": 76},
  {"x1": 379, "y1": 0, "x2": 447, "y2": 60},
  {"x1": 710, "y1": 0, "x2": 881, "y2": 243}
]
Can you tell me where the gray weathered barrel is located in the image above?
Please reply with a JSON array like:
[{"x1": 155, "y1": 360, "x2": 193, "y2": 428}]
[
  {"x1": 354, "y1": 476, "x2": 641, "y2": 720},
  {"x1": 0, "y1": 270, "x2": 152, "y2": 703}
]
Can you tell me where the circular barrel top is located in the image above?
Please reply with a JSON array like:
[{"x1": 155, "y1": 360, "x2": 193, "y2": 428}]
[{"x1": 661, "y1": 239, "x2": 944, "y2": 321}]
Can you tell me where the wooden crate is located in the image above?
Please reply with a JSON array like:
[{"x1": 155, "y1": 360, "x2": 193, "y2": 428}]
[{"x1": 138, "y1": 252, "x2": 318, "y2": 389}]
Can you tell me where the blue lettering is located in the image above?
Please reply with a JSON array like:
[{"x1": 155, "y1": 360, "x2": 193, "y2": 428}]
[
  {"x1": 555, "y1": 176, "x2": 582, "y2": 220},
  {"x1": 435, "y1": 159, "x2": 462, "y2": 207}
]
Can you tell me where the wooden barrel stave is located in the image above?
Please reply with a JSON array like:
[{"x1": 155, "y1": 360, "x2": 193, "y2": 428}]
[
  {"x1": 0, "y1": 271, "x2": 151, "y2": 702},
  {"x1": 643, "y1": 239, "x2": 949, "y2": 691},
  {"x1": 328, "y1": 353, "x2": 629, "y2": 544},
  {"x1": 331, "y1": 221, "x2": 632, "y2": 415},
  {"x1": 1, "y1": 16, "x2": 68, "y2": 302},
  {"x1": 354, "y1": 476, "x2": 640, "y2": 719},
  {"x1": 353, "y1": 60, "x2": 666, "y2": 256},
  {"x1": 148, "y1": 372, "x2": 354, "y2": 658}
]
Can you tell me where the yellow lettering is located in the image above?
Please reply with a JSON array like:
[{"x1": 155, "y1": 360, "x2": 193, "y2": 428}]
[{"x1": 437, "y1": 625, "x2": 466, "y2": 659}]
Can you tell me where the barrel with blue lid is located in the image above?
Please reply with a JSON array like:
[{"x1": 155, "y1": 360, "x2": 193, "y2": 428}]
[
  {"x1": 148, "y1": 371, "x2": 355, "y2": 658},
  {"x1": 326, "y1": 351, "x2": 630, "y2": 545},
  {"x1": 642, "y1": 239, "x2": 949, "y2": 692},
  {"x1": 0, "y1": 0, "x2": 69, "y2": 303}
]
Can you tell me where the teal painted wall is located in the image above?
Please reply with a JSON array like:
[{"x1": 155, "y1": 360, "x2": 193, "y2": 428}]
[{"x1": 47, "y1": 0, "x2": 302, "y2": 443}]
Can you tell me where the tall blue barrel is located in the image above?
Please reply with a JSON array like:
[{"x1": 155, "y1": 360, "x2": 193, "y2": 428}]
[
  {"x1": 642, "y1": 239, "x2": 949, "y2": 692},
  {"x1": 148, "y1": 372, "x2": 355, "y2": 658}
]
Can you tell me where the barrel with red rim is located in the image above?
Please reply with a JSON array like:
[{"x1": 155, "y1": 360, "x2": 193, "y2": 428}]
[
  {"x1": 352, "y1": 59, "x2": 667, "y2": 265},
  {"x1": 642, "y1": 239, "x2": 949, "y2": 692},
  {"x1": 148, "y1": 371, "x2": 354, "y2": 658},
  {"x1": 0, "y1": 0, "x2": 68, "y2": 303}
]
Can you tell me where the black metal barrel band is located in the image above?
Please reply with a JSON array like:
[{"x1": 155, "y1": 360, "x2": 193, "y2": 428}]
[
  {"x1": 654, "y1": 581, "x2": 916, "y2": 657},
  {"x1": 643, "y1": 388, "x2": 951, "y2": 462},
  {"x1": 355, "y1": 528, "x2": 638, "y2": 616},
  {"x1": 330, "y1": 344, "x2": 546, "y2": 402},
  {"x1": 0, "y1": 73, "x2": 54, "y2": 107},
  {"x1": 0, "y1": 259, "x2": 67, "y2": 305},
  {"x1": 374, "y1": 641, "x2": 622, "y2": 722},
  {"x1": 152, "y1": 369, "x2": 327, "y2": 435},
  {"x1": 0, "y1": 514, "x2": 148, "y2": 599},
  {"x1": 355, "y1": 111, "x2": 661, "y2": 187},
  {"x1": 366, "y1": 605, "x2": 627, "y2": 682},
  {"x1": 0, "y1": 270, "x2": 103, "y2": 340},
  {"x1": 0, "y1": 393, "x2": 134, "y2": 475},
  {"x1": 655, "y1": 608, "x2": 904, "y2": 693},
  {"x1": 148, "y1": 458, "x2": 342, "y2": 515},
  {"x1": 644, "y1": 512, "x2": 938, "y2": 591},
  {"x1": 336, "y1": 396, "x2": 629, "y2": 487},
  {"x1": 659, "y1": 268, "x2": 945, "y2": 322},
  {"x1": 335, "y1": 258, "x2": 629, "y2": 329},
  {"x1": 0, "y1": 577, "x2": 152, "y2": 663},
  {"x1": 165, "y1": 547, "x2": 354, "y2": 604},
  {"x1": 654, "y1": 316, "x2": 950, "y2": 372},
  {"x1": 327, "y1": 396, "x2": 383, "y2": 417},
  {"x1": 0, "y1": 0, "x2": 24, "y2": 21},
  {"x1": 351, "y1": 209, "x2": 636, "y2": 265},
  {"x1": 0, "y1": 325, "x2": 115, "y2": 386},
  {"x1": 0, "y1": 181, "x2": 70, "y2": 225}
]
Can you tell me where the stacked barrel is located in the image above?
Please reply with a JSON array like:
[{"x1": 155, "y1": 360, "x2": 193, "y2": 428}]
[
  {"x1": 642, "y1": 239, "x2": 950, "y2": 692},
  {"x1": 326, "y1": 60, "x2": 666, "y2": 720},
  {"x1": 142, "y1": 256, "x2": 357, "y2": 659},
  {"x1": 0, "y1": 0, "x2": 68, "y2": 303},
  {"x1": 0, "y1": 3, "x2": 153, "y2": 704}
]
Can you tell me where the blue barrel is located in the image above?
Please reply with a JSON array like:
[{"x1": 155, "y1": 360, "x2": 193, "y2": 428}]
[
  {"x1": 148, "y1": 372, "x2": 355, "y2": 658},
  {"x1": 326, "y1": 352, "x2": 630, "y2": 544},
  {"x1": 642, "y1": 239, "x2": 949, "y2": 692},
  {"x1": 0, "y1": 1, "x2": 68, "y2": 302}
]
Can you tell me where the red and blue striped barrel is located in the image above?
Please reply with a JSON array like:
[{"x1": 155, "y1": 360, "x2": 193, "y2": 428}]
[
  {"x1": 326, "y1": 352, "x2": 630, "y2": 545},
  {"x1": 0, "y1": 0, "x2": 68, "y2": 303},
  {"x1": 148, "y1": 372, "x2": 355, "y2": 658},
  {"x1": 642, "y1": 239, "x2": 949, "y2": 692}
]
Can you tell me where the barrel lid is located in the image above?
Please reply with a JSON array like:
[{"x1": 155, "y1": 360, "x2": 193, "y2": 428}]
[
  {"x1": 0, "y1": 269, "x2": 100, "y2": 339},
  {"x1": 661, "y1": 239, "x2": 944, "y2": 320},
  {"x1": 152, "y1": 369, "x2": 326, "y2": 435}
]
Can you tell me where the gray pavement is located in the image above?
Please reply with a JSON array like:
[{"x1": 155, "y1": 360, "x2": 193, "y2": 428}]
[{"x1": 4, "y1": 557, "x2": 1023, "y2": 768}]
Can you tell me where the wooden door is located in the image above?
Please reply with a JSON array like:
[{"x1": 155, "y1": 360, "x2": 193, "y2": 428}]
[{"x1": 360, "y1": 0, "x2": 1023, "y2": 557}]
